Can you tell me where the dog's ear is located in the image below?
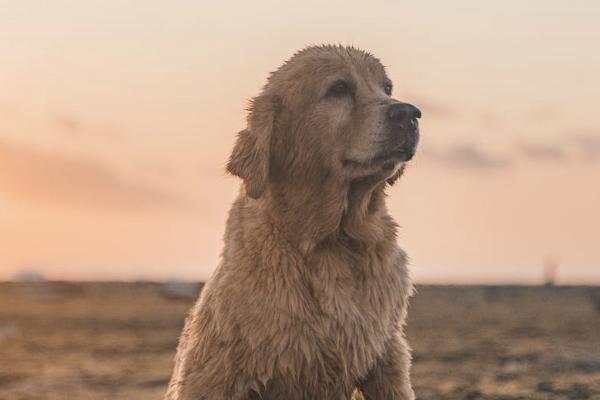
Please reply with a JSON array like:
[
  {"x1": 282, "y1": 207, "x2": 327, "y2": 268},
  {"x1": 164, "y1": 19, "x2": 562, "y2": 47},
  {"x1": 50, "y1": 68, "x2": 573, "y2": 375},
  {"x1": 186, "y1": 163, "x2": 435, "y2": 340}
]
[
  {"x1": 386, "y1": 163, "x2": 406, "y2": 186},
  {"x1": 226, "y1": 94, "x2": 278, "y2": 199}
]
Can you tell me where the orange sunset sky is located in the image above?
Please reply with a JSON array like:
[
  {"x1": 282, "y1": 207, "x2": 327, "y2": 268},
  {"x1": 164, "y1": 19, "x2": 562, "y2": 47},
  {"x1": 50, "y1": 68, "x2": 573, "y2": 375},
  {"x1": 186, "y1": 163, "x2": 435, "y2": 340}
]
[{"x1": 1, "y1": 1, "x2": 599, "y2": 283}]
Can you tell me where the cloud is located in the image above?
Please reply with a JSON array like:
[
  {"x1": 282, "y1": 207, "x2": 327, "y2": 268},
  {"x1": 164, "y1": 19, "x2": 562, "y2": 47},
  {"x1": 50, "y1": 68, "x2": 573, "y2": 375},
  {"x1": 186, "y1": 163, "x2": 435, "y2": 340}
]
[
  {"x1": 528, "y1": 106, "x2": 561, "y2": 121},
  {"x1": 478, "y1": 112, "x2": 505, "y2": 128},
  {"x1": 515, "y1": 134, "x2": 600, "y2": 163},
  {"x1": 51, "y1": 112, "x2": 123, "y2": 140},
  {"x1": 53, "y1": 115, "x2": 83, "y2": 135},
  {"x1": 406, "y1": 96, "x2": 454, "y2": 117},
  {"x1": 517, "y1": 142, "x2": 566, "y2": 161},
  {"x1": 570, "y1": 134, "x2": 600, "y2": 161},
  {"x1": 477, "y1": 106, "x2": 561, "y2": 130},
  {"x1": 422, "y1": 144, "x2": 511, "y2": 170},
  {"x1": 0, "y1": 140, "x2": 184, "y2": 210}
]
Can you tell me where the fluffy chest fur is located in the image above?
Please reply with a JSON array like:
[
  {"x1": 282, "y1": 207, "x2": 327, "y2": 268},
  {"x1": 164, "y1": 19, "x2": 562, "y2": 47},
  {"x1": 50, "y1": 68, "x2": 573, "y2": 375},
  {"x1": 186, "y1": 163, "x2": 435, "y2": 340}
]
[
  {"x1": 202, "y1": 197, "x2": 413, "y2": 398},
  {"x1": 305, "y1": 240, "x2": 411, "y2": 376}
]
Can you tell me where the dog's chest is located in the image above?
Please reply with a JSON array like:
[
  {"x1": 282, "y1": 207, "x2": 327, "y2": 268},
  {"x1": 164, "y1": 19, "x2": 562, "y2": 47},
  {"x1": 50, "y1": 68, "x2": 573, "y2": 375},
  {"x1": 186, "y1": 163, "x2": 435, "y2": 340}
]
[{"x1": 306, "y1": 244, "x2": 409, "y2": 379}]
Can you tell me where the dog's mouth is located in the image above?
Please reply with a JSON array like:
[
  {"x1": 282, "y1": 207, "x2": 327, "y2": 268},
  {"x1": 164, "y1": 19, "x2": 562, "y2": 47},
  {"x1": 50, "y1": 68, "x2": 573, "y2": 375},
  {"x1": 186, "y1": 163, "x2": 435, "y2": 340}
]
[
  {"x1": 373, "y1": 129, "x2": 419, "y2": 164},
  {"x1": 342, "y1": 127, "x2": 419, "y2": 169},
  {"x1": 342, "y1": 147, "x2": 415, "y2": 170},
  {"x1": 373, "y1": 146, "x2": 416, "y2": 163},
  {"x1": 376, "y1": 125, "x2": 420, "y2": 163}
]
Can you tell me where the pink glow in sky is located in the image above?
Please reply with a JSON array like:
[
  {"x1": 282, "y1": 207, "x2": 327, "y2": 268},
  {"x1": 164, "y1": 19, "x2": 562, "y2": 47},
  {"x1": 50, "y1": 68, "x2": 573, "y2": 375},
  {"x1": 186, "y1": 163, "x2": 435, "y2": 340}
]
[{"x1": 1, "y1": 1, "x2": 599, "y2": 283}]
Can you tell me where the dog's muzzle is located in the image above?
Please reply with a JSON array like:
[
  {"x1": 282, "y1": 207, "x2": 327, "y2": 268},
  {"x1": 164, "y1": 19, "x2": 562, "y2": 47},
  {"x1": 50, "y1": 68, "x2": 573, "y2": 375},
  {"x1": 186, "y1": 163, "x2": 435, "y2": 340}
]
[{"x1": 381, "y1": 102, "x2": 421, "y2": 162}]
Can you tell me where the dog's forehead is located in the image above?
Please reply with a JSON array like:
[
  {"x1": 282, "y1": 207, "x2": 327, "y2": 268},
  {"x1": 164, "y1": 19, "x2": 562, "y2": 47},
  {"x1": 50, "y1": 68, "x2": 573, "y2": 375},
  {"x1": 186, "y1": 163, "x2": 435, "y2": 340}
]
[{"x1": 271, "y1": 46, "x2": 388, "y2": 87}]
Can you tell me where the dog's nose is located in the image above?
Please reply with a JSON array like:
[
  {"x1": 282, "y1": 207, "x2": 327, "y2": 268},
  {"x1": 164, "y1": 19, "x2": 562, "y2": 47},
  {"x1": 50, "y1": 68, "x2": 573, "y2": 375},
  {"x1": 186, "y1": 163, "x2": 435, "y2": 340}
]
[{"x1": 386, "y1": 103, "x2": 421, "y2": 125}]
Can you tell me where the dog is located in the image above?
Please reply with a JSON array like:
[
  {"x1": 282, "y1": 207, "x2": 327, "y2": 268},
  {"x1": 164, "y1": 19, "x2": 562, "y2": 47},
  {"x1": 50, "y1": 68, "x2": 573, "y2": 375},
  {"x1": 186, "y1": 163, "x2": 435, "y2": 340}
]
[{"x1": 165, "y1": 45, "x2": 421, "y2": 400}]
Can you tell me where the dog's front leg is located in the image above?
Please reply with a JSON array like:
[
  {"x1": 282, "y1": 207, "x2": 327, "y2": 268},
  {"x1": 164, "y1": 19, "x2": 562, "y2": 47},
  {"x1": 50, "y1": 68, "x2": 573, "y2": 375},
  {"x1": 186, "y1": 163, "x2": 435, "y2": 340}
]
[{"x1": 358, "y1": 332, "x2": 415, "y2": 400}]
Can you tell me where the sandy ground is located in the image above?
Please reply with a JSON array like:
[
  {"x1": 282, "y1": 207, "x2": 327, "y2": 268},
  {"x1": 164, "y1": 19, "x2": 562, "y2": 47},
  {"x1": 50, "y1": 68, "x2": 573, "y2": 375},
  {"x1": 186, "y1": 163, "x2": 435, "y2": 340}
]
[{"x1": 0, "y1": 282, "x2": 599, "y2": 400}]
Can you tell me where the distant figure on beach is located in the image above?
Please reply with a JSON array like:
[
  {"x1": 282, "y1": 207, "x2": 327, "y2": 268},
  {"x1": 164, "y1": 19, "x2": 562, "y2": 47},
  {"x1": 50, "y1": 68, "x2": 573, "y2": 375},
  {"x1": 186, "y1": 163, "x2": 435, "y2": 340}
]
[{"x1": 543, "y1": 256, "x2": 559, "y2": 286}]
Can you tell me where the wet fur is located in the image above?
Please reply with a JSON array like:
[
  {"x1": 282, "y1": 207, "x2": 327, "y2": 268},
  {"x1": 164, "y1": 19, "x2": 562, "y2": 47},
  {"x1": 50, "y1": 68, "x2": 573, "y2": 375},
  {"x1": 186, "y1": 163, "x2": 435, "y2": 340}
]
[{"x1": 165, "y1": 45, "x2": 415, "y2": 400}]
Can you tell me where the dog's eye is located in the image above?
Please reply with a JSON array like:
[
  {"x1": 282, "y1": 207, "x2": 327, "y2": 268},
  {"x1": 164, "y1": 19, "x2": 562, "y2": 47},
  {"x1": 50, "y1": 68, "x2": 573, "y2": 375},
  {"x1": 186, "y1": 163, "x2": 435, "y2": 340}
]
[
  {"x1": 327, "y1": 80, "x2": 353, "y2": 97},
  {"x1": 384, "y1": 83, "x2": 393, "y2": 96}
]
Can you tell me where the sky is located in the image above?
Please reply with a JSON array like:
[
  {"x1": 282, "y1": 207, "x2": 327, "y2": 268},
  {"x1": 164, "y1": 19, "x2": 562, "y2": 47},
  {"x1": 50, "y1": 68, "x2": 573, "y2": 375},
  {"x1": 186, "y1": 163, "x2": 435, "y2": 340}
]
[{"x1": 1, "y1": 0, "x2": 599, "y2": 283}]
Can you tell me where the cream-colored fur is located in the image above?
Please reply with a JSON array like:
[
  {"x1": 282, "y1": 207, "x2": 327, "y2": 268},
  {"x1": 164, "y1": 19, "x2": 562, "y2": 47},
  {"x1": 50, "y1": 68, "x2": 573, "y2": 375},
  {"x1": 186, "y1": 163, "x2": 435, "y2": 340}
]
[{"x1": 165, "y1": 45, "x2": 418, "y2": 400}]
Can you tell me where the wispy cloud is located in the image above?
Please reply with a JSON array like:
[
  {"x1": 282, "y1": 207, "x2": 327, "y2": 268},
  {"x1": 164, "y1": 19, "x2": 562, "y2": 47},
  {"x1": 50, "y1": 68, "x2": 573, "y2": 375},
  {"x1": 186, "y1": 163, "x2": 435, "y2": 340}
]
[
  {"x1": 478, "y1": 112, "x2": 504, "y2": 128},
  {"x1": 571, "y1": 134, "x2": 600, "y2": 161},
  {"x1": 517, "y1": 134, "x2": 600, "y2": 163},
  {"x1": 51, "y1": 112, "x2": 123, "y2": 140},
  {"x1": 53, "y1": 114, "x2": 83, "y2": 135},
  {"x1": 0, "y1": 140, "x2": 184, "y2": 210},
  {"x1": 477, "y1": 106, "x2": 561, "y2": 130},
  {"x1": 528, "y1": 106, "x2": 561, "y2": 121},
  {"x1": 517, "y1": 142, "x2": 566, "y2": 161},
  {"x1": 408, "y1": 96, "x2": 454, "y2": 117},
  {"x1": 422, "y1": 144, "x2": 511, "y2": 170},
  {"x1": 425, "y1": 134, "x2": 600, "y2": 171}
]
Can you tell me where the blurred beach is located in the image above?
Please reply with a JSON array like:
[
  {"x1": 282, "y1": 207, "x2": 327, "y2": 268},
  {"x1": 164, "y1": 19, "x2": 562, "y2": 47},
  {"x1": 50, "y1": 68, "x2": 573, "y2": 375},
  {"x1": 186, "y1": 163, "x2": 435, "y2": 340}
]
[{"x1": 1, "y1": 282, "x2": 598, "y2": 400}]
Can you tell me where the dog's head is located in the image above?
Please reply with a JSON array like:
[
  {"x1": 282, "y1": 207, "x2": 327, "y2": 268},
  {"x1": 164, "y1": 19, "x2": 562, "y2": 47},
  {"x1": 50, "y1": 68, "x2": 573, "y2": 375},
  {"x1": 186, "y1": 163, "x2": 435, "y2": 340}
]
[{"x1": 227, "y1": 45, "x2": 421, "y2": 199}]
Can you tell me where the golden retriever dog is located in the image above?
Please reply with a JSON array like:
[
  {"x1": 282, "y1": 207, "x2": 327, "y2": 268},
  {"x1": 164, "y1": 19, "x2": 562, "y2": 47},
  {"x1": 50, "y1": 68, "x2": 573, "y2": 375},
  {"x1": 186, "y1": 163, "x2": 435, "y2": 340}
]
[{"x1": 165, "y1": 45, "x2": 421, "y2": 400}]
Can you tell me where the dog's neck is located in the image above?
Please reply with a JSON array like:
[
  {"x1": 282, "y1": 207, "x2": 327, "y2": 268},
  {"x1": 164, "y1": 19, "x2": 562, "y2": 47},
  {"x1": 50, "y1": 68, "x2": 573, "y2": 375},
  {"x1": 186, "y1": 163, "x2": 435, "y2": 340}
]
[
  {"x1": 262, "y1": 172, "x2": 393, "y2": 255},
  {"x1": 340, "y1": 174, "x2": 390, "y2": 244}
]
